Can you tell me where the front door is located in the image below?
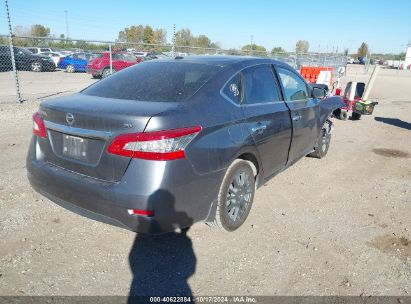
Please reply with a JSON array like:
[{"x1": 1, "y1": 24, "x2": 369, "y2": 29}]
[
  {"x1": 240, "y1": 64, "x2": 292, "y2": 179},
  {"x1": 276, "y1": 66, "x2": 320, "y2": 164}
]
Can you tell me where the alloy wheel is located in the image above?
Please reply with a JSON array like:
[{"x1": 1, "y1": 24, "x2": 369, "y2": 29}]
[{"x1": 225, "y1": 170, "x2": 253, "y2": 223}]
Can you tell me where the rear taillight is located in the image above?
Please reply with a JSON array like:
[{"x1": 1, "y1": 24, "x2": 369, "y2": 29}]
[
  {"x1": 335, "y1": 88, "x2": 342, "y2": 96},
  {"x1": 128, "y1": 209, "x2": 154, "y2": 217},
  {"x1": 33, "y1": 112, "x2": 47, "y2": 138},
  {"x1": 107, "y1": 126, "x2": 202, "y2": 160}
]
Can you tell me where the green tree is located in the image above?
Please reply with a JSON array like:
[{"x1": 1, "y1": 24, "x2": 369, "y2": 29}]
[
  {"x1": 197, "y1": 35, "x2": 211, "y2": 48},
  {"x1": 295, "y1": 40, "x2": 309, "y2": 53},
  {"x1": 143, "y1": 25, "x2": 154, "y2": 44},
  {"x1": 357, "y1": 42, "x2": 369, "y2": 58},
  {"x1": 271, "y1": 46, "x2": 285, "y2": 54},
  {"x1": 118, "y1": 25, "x2": 145, "y2": 43},
  {"x1": 175, "y1": 28, "x2": 195, "y2": 46},
  {"x1": 30, "y1": 24, "x2": 50, "y2": 37},
  {"x1": 153, "y1": 29, "x2": 167, "y2": 45},
  {"x1": 241, "y1": 44, "x2": 267, "y2": 53},
  {"x1": 394, "y1": 52, "x2": 406, "y2": 60}
]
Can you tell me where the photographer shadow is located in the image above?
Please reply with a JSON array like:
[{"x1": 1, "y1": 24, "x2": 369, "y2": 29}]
[{"x1": 128, "y1": 190, "x2": 196, "y2": 300}]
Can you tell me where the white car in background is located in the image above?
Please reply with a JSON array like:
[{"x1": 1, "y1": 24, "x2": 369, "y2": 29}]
[
  {"x1": 40, "y1": 52, "x2": 66, "y2": 67},
  {"x1": 27, "y1": 47, "x2": 53, "y2": 54}
]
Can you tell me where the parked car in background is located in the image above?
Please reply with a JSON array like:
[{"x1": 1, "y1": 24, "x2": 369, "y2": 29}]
[
  {"x1": 27, "y1": 56, "x2": 343, "y2": 234},
  {"x1": 87, "y1": 52, "x2": 143, "y2": 78},
  {"x1": 27, "y1": 47, "x2": 53, "y2": 54},
  {"x1": 41, "y1": 51, "x2": 66, "y2": 67},
  {"x1": 58, "y1": 52, "x2": 100, "y2": 73},
  {"x1": 0, "y1": 45, "x2": 55, "y2": 72}
]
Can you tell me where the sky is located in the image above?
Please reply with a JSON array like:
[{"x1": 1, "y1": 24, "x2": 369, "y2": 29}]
[{"x1": 1, "y1": 0, "x2": 410, "y2": 54}]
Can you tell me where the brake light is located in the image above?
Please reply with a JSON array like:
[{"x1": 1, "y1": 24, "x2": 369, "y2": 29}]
[
  {"x1": 107, "y1": 126, "x2": 202, "y2": 160},
  {"x1": 33, "y1": 112, "x2": 47, "y2": 138},
  {"x1": 128, "y1": 209, "x2": 154, "y2": 217},
  {"x1": 335, "y1": 88, "x2": 342, "y2": 96}
]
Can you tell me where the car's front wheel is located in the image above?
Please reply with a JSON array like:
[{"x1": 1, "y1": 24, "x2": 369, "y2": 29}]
[
  {"x1": 308, "y1": 121, "x2": 332, "y2": 159},
  {"x1": 212, "y1": 159, "x2": 256, "y2": 231}
]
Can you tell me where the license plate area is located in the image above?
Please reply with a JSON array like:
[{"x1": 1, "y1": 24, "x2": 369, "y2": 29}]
[{"x1": 62, "y1": 134, "x2": 88, "y2": 161}]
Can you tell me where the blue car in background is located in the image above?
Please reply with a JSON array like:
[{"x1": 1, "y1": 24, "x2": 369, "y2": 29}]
[{"x1": 58, "y1": 52, "x2": 101, "y2": 73}]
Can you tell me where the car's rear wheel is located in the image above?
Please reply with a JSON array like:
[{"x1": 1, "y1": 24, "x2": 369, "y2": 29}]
[
  {"x1": 308, "y1": 121, "x2": 331, "y2": 159},
  {"x1": 212, "y1": 159, "x2": 256, "y2": 231},
  {"x1": 66, "y1": 64, "x2": 75, "y2": 73},
  {"x1": 31, "y1": 61, "x2": 42, "y2": 72}
]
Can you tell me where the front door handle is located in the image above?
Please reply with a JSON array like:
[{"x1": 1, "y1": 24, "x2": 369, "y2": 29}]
[
  {"x1": 292, "y1": 114, "x2": 302, "y2": 121},
  {"x1": 251, "y1": 123, "x2": 267, "y2": 135}
]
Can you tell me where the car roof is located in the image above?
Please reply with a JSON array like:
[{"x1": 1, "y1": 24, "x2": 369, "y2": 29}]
[{"x1": 158, "y1": 55, "x2": 290, "y2": 69}]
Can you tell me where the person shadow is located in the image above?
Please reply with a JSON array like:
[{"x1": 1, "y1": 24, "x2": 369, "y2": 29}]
[{"x1": 128, "y1": 190, "x2": 196, "y2": 301}]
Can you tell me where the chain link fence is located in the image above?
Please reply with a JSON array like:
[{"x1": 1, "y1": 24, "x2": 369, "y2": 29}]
[{"x1": 0, "y1": 35, "x2": 347, "y2": 103}]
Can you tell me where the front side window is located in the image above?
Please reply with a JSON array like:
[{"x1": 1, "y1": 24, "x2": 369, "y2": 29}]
[
  {"x1": 222, "y1": 73, "x2": 241, "y2": 104},
  {"x1": 277, "y1": 67, "x2": 309, "y2": 101},
  {"x1": 242, "y1": 65, "x2": 281, "y2": 105}
]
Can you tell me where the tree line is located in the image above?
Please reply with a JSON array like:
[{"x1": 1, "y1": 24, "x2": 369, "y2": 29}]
[{"x1": 1, "y1": 23, "x2": 406, "y2": 59}]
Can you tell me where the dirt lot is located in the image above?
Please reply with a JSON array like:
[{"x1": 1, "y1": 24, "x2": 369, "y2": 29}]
[{"x1": 0, "y1": 65, "x2": 410, "y2": 297}]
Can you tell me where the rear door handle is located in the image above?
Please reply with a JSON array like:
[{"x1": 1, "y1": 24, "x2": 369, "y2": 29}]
[
  {"x1": 292, "y1": 114, "x2": 302, "y2": 121},
  {"x1": 251, "y1": 123, "x2": 267, "y2": 135}
]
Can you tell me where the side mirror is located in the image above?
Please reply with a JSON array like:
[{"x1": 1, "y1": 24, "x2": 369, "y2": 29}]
[{"x1": 312, "y1": 87, "x2": 327, "y2": 99}]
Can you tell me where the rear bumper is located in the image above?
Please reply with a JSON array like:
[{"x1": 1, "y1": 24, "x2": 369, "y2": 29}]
[{"x1": 26, "y1": 137, "x2": 224, "y2": 234}]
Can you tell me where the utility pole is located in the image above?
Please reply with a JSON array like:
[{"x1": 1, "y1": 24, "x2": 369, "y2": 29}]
[
  {"x1": 64, "y1": 10, "x2": 69, "y2": 39},
  {"x1": 4, "y1": 0, "x2": 22, "y2": 103},
  {"x1": 250, "y1": 35, "x2": 253, "y2": 56},
  {"x1": 171, "y1": 23, "x2": 175, "y2": 57}
]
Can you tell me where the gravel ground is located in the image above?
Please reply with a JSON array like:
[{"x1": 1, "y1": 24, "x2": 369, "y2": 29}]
[{"x1": 0, "y1": 65, "x2": 410, "y2": 296}]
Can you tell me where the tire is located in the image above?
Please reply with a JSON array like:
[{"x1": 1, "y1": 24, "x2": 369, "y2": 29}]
[
  {"x1": 91, "y1": 74, "x2": 100, "y2": 79},
  {"x1": 211, "y1": 159, "x2": 256, "y2": 231},
  {"x1": 351, "y1": 112, "x2": 362, "y2": 120},
  {"x1": 31, "y1": 61, "x2": 42, "y2": 72},
  {"x1": 339, "y1": 110, "x2": 349, "y2": 120},
  {"x1": 102, "y1": 67, "x2": 113, "y2": 78},
  {"x1": 66, "y1": 64, "x2": 75, "y2": 73},
  {"x1": 308, "y1": 121, "x2": 332, "y2": 159}
]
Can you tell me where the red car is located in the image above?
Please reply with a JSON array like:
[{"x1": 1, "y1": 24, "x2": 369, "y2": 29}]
[{"x1": 86, "y1": 52, "x2": 143, "y2": 78}]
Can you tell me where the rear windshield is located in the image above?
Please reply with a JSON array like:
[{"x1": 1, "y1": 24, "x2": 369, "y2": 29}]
[{"x1": 81, "y1": 61, "x2": 221, "y2": 102}]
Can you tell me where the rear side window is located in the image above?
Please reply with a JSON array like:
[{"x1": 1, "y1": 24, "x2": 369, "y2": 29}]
[
  {"x1": 82, "y1": 61, "x2": 220, "y2": 102},
  {"x1": 243, "y1": 65, "x2": 281, "y2": 105},
  {"x1": 277, "y1": 67, "x2": 309, "y2": 101},
  {"x1": 222, "y1": 73, "x2": 241, "y2": 104}
]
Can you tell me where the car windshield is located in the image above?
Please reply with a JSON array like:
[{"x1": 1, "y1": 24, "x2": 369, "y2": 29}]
[
  {"x1": 81, "y1": 61, "x2": 221, "y2": 102},
  {"x1": 16, "y1": 48, "x2": 34, "y2": 55}
]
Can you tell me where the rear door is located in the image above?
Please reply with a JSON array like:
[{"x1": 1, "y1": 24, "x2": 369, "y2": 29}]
[
  {"x1": 240, "y1": 64, "x2": 292, "y2": 178},
  {"x1": 276, "y1": 66, "x2": 320, "y2": 163}
]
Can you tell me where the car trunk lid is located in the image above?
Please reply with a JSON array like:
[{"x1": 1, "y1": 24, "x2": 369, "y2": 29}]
[{"x1": 38, "y1": 93, "x2": 179, "y2": 182}]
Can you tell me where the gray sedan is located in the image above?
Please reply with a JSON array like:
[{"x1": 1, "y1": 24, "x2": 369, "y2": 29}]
[{"x1": 27, "y1": 56, "x2": 343, "y2": 234}]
